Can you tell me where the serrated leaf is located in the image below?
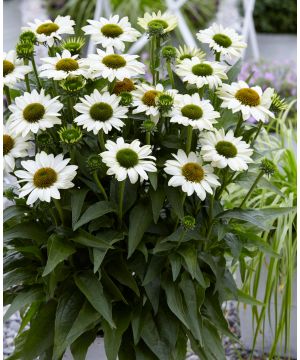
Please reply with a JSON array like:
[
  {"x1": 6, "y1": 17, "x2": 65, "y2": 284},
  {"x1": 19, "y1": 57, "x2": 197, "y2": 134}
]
[{"x1": 43, "y1": 235, "x2": 76, "y2": 276}]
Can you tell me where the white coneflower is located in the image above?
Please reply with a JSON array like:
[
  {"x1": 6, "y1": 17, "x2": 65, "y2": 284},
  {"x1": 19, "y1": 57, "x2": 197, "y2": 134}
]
[
  {"x1": 82, "y1": 15, "x2": 141, "y2": 52},
  {"x1": 164, "y1": 149, "x2": 220, "y2": 200},
  {"x1": 176, "y1": 45, "x2": 206, "y2": 63},
  {"x1": 3, "y1": 124, "x2": 32, "y2": 173},
  {"x1": 8, "y1": 89, "x2": 63, "y2": 137},
  {"x1": 74, "y1": 89, "x2": 128, "y2": 135},
  {"x1": 3, "y1": 50, "x2": 31, "y2": 88},
  {"x1": 15, "y1": 151, "x2": 78, "y2": 205},
  {"x1": 131, "y1": 83, "x2": 163, "y2": 120},
  {"x1": 86, "y1": 48, "x2": 145, "y2": 82},
  {"x1": 199, "y1": 129, "x2": 253, "y2": 171},
  {"x1": 39, "y1": 50, "x2": 89, "y2": 80},
  {"x1": 197, "y1": 23, "x2": 246, "y2": 61},
  {"x1": 25, "y1": 15, "x2": 75, "y2": 47},
  {"x1": 138, "y1": 11, "x2": 178, "y2": 34},
  {"x1": 176, "y1": 58, "x2": 227, "y2": 89},
  {"x1": 100, "y1": 137, "x2": 157, "y2": 184},
  {"x1": 217, "y1": 80, "x2": 274, "y2": 122},
  {"x1": 170, "y1": 93, "x2": 220, "y2": 130}
]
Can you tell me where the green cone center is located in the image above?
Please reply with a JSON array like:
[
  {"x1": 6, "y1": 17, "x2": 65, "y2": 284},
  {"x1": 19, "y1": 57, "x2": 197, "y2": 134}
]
[
  {"x1": 3, "y1": 60, "x2": 15, "y2": 76},
  {"x1": 215, "y1": 141, "x2": 237, "y2": 158},
  {"x1": 36, "y1": 22, "x2": 59, "y2": 36},
  {"x1": 180, "y1": 54, "x2": 192, "y2": 60},
  {"x1": 33, "y1": 167, "x2": 57, "y2": 188},
  {"x1": 213, "y1": 33, "x2": 232, "y2": 48},
  {"x1": 102, "y1": 54, "x2": 126, "y2": 69},
  {"x1": 56, "y1": 58, "x2": 79, "y2": 72},
  {"x1": 235, "y1": 88, "x2": 260, "y2": 106},
  {"x1": 142, "y1": 90, "x2": 159, "y2": 106},
  {"x1": 181, "y1": 104, "x2": 203, "y2": 120},
  {"x1": 182, "y1": 162, "x2": 204, "y2": 183},
  {"x1": 148, "y1": 19, "x2": 168, "y2": 30},
  {"x1": 89, "y1": 102, "x2": 113, "y2": 121},
  {"x1": 116, "y1": 148, "x2": 139, "y2": 168},
  {"x1": 3, "y1": 135, "x2": 15, "y2": 155},
  {"x1": 101, "y1": 24, "x2": 124, "y2": 38},
  {"x1": 23, "y1": 103, "x2": 45, "y2": 123},
  {"x1": 192, "y1": 63, "x2": 213, "y2": 76}
]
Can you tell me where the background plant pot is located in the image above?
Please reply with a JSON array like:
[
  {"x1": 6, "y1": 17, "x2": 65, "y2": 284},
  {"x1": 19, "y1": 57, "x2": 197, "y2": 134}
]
[
  {"x1": 63, "y1": 337, "x2": 106, "y2": 360},
  {"x1": 238, "y1": 270, "x2": 297, "y2": 358}
]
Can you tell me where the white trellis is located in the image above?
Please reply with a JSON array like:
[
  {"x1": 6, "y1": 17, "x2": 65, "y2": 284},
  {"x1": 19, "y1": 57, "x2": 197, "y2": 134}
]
[{"x1": 87, "y1": 0, "x2": 259, "y2": 60}]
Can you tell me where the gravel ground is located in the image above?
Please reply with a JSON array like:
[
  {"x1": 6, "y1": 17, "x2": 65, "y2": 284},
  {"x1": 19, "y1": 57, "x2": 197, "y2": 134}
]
[{"x1": 4, "y1": 302, "x2": 292, "y2": 360}]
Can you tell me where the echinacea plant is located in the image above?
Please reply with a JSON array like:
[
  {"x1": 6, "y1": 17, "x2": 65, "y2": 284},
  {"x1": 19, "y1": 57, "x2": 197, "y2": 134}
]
[{"x1": 3, "y1": 12, "x2": 293, "y2": 360}]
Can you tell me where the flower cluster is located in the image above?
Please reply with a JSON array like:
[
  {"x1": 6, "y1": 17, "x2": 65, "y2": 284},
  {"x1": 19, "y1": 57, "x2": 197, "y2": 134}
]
[{"x1": 3, "y1": 12, "x2": 281, "y2": 359}]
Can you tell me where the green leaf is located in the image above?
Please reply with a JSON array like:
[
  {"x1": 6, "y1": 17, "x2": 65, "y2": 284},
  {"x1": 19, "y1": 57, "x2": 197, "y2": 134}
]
[
  {"x1": 216, "y1": 207, "x2": 295, "y2": 230},
  {"x1": 22, "y1": 300, "x2": 57, "y2": 360},
  {"x1": 73, "y1": 201, "x2": 117, "y2": 230},
  {"x1": 101, "y1": 271, "x2": 128, "y2": 304},
  {"x1": 71, "y1": 188, "x2": 89, "y2": 228},
  {"x1": 106, "y1": 255, "x2": 140, "y2": 296},
  {"x1": 128, "y1": 201, "x2": 152, "y2": 257},
  {"x1": 145, "y1": 277, "x2": 161, "y2": 314},
  {"x1": 169, "y1": 254, "x2": 182, "y2": 281},
  {"x1": 4, "y1": 268, "x2": 36, "y2": 290},
  {"x1": 53, "y1": 289, "x2": 84, "y2": 359},
  {"x1": 66, "y1": 301, "x2": 101, "y2": 346},
  {"x1": 237, "y1": 289, "x2": 265, "y2": 306},
  {"x1": 103, "y1": 305, "x2": 131, "y2": 360},
  {"x1": 148, "y1": 172, "x2": 158, "y2": 190},
  {"x1": 4, "y1": 205, "x2": 29, "y2": 223},
  {"x1": 226, "y1": 59, "x2": 242, "y2": 83},
  {"x1": 4, "y1": 223, "x2": 47, "y2": 244},
  {"x1": 178, "y1": 246, "x2": 197, "y2": 279},
  {"x1": 4, "y1": 287, "x2": 44, "y2": 321},
  {"x1": 70, "y1": 229, "x2": 117, "y2": 249},
  {"x1": 70, "y1": 330, "x2": 97, "y2": 360},
  {"x1": 43, "y1": 235, "x2": 76, "y2": 276},
  {"x1": 141, "y1": 311, "x2": 170, "y2": 359},
  {"x1": 143, "y1": 255, "x2": 165, "y2": 285},
  {"x1": 149, "y1": 185, "x2": 165, "y2": 223},
  {"x1": 74, "y1": 271, "x2": 115, "y2": 328},
  {"x1": 166, "y1": 186, "x2": 184, "y2": 219}
]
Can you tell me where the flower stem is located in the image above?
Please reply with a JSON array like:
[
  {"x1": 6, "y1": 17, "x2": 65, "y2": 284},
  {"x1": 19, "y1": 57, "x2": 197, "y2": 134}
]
[
  {"x1": 53, "y1": 198, "x2": 65, "y2": 226},
  {"x1": 118, "y1": 180, "x2": 126, "y2": 227},
  {"x1": 155, "y1": 36, "x2": 161, "y2": 84},
  {"x1": 31, "y1": 55, "x2": 41, "y2": 90},
  {"x1": 166, "y1": 60, "x2": 175, "y2": 88},
  {"x1": 93, "y1": 171, "x2": 108, "y2": 200},
  {"x1": 150, "y1": 35, "x2": 157, "y2": 85},
  {"x1": 146, "y1": 131, "x2": 151, "y2": 145},
  {"x1": 186, "y1": 126, "x2": 193, "y2": 154},
  {"x1": 98, "y1": 129, "x2": 105, "y2": 152},
  {"x1": 4, "y1": 85, "x2": 11, "y2": 105},
  {"x1": 68, "y1": 96, "x2": 75, "y2": 120},
  {"x1": 215, "y1": 52, "x2": 221, "y2": 61},
  {"x1": 234, "y1": 113, "x2": 244, "y2": 136},
  {"x1": 239, "y1": 170, "x2": 264, "y2": 208},
  {"x1": 251, "y1": 120, "x2": 263, "y2": 146}
]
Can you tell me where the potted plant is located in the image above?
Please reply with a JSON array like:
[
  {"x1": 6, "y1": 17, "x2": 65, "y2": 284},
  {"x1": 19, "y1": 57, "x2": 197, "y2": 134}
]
[{"x1": 3, "y1": 11, "x2": 292, "y2": 360}]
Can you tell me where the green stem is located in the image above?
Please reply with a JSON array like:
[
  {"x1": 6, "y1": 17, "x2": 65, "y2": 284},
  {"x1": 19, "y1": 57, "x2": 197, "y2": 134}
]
[
  {"x1": 251, "y1": 120, "x2": 263, "y2": 146},
  {"x1": 239, "y1": 170, "x2": 264, "y2": 208},
  {"x1": 118, "y1": 180, "x2": 126, "y2": 228},
  {"x1": 53, "y1": 198, "x2": 65, "y2": 226},
  {"x1": 155, "y1": 36, "x2": 161, "y2": 84},
  {"x1": 166, "y1": 60, "x2": 175, "y2": 88},
  {"x1": 68, "y1": 96, "x2": 75, "y2": 120},
  {"x1": 205, "y1": 193, "x2": 215, "y2": 247},
  {"x1": 150, "y1": 35, "x2": 156, "y2": 85},
  {"x1": 215, "y1": 52, "x2": 221, "y2": 61},
  {"x1": 215, "y1": 170, "x2": 235, "y2": 200},
  {"x1": 98, "y1": 129, "x2": 105, "y2": 152},
  {"x1": 186, "y1": 126, "x2": 193, "y2": 154},
  {"x1": 93, "y1": 171, "x2": 108, "y2": 200},
  {"x1": 24, "y1": 59, "x2": 31, "y2": 92},
  {"x1": 52, "y1": 79, "x2": 58, "y2": 97},
  {"x1": 4, "y1": 85, "x2": 11, "y2": 105},
  {"x1": 146, "y1": 131, "x2": 151, "y2": 145},
  {"x1": 234, "y1": 113, "x2": 244, "y2": 136},
  {"x1": 31, "y1": 55, "x2": 42, "y2": 90}
]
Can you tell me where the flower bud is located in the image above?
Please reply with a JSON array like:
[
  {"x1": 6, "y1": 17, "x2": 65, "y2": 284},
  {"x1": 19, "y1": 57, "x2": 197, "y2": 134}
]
[
  {"x1": 16, "y1": 41, "x2": 34, "y2": 60},
  {"x1": 119, "y1": 92, "x2": 133, "y2": 106},
  {"x1": 162, "y1": 46, "x2": 176, "y2": 61},
  {"x1": 19, "y1": 31, "x2": 36, "y2": 44},
  {"x1": 260, "y1": 158, "x2": 277, "y2": 176},
  {"x1": 58, "y1": 126, "x2": 83, "y2": 145},
  {"x1": 61, "y1": 36, "x2": 85, "y2": 56},
  {"x1": 59, "y1": 75, "x2": 86, "y2": 93},
  {"x1": 181, "y1": 215, "x2": 196, "y2": 230}
]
